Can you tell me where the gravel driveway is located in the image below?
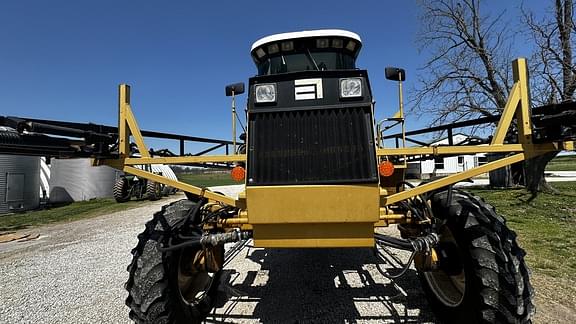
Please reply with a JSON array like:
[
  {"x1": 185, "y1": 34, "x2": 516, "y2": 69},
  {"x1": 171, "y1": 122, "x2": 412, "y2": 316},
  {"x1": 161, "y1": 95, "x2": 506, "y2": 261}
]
[{"x1": 0, "y1": 194, "x2": 435, "y2": 323}]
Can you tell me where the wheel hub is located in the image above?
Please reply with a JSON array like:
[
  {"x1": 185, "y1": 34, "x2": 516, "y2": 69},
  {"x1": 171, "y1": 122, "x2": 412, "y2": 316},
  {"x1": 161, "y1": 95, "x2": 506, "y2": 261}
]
[
  {"x1": 177, "y1": 248, "x2": 216, "y2": 305},
  {"x1": 423, "y1": 226, "x2": 466, "y2": 307}
]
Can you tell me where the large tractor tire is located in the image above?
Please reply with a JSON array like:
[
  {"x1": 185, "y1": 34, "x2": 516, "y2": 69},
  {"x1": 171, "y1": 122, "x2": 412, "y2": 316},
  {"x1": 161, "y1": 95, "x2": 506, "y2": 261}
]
[
  {"x1": 113, "y1": 177, "x2": 131, "y2": 203},
  {"x1": 185, "y1": 192, "x2": 201, "y2": 202},
  {"x1": 146, "y1": 181, "x2": 162, "y2": 201},
  {"x1": 125, "y1": 199, "x2": 223, "y2": 324},
  {"x1": 419, "y1": 189, "x2": 535, "y2": 323}
]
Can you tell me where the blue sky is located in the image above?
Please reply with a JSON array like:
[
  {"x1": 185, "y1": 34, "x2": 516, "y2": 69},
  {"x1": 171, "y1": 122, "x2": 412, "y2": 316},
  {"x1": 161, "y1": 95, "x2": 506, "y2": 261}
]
[{"x1": 0, "y1": 1, "x2": 547, "y2": 153}]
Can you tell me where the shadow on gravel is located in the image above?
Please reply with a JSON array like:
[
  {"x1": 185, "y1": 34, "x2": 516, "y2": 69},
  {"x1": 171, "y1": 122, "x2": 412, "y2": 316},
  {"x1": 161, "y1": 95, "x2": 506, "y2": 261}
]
[{"x1": 208, "y1": 248, "x2": 436, "y2": 323}]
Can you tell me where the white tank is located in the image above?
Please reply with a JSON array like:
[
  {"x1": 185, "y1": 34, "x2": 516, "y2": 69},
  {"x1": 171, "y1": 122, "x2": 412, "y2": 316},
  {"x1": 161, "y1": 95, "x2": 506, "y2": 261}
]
[
  {"x1": 138, "y1": 164, "x2": 178, "y2": 194},
  {"x1": 150, "y1": 164, "x2": 178, "y2": 181},
  {"x1": 49, "y1": 158, "x2": 121, "y2": 203},
  {"x1": 0, "y1": 155, "x2": 40, "y2": 214}
]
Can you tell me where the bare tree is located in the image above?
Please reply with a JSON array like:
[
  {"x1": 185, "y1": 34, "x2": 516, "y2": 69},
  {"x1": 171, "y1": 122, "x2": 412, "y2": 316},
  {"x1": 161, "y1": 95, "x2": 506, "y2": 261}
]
[
  {"x1": 413, "y1": 0, "x2": 575, "y2": 194},
  {"x1": 412, "y1": 0, "x2": 513, "y2": 128},
  {"x1": 523, "y1": 0, "x2": 575, "y2": 194},
  {"x1": 525, "y1": 0, "x2": 576, "y2": 105}
]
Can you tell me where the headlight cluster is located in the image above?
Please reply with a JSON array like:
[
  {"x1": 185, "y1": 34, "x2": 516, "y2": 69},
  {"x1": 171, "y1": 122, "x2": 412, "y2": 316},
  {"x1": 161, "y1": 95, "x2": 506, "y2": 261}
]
[
  {"x1": 254, "y1": 78, "x2": 363, "y2": 103},
  {"x1": 340, "y1": 78, "x2": 362, "y2": 98},
  {"x1": 255, "y1": 84, "x2": 276, "y2": 103}
]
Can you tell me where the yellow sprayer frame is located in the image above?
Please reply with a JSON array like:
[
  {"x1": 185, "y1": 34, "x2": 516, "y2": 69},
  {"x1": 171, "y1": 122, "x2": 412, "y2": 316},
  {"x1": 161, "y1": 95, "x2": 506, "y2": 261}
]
[{"x1": 94, "y1": 58, "x2": 573, "y2": 247}]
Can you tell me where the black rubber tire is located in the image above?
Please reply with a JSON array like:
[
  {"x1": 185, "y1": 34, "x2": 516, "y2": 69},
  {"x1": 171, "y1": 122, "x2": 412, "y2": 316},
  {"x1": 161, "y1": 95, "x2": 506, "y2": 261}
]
[
  {"x1": 113, "y1": 177, "x2": 131, "y2": 203},
  {"x1": 146, "y1": 181, "x2": 162, "y2": 201},
  {"x1": 185, "y1": 192, "x2": 201, "y2": 202},
  {"x1": 125, "y1": 199, "x2": 222, "y2": 324},
  {"x1": 419, "y1": 189, "x2": 535, "y2": 324}
]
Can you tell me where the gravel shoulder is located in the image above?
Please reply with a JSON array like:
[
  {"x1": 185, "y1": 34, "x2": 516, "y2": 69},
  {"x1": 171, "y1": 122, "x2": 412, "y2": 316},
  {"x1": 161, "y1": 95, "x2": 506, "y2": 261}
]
[
  {"x1": 1, "y1": 194, "x2": 570, "y2": 323},
  {"x1": 0, "y1": 196, "x2": 181, "y2": 324},
  {"x1": 0, "y1": 196, "x2": 434, "y2": 323}
]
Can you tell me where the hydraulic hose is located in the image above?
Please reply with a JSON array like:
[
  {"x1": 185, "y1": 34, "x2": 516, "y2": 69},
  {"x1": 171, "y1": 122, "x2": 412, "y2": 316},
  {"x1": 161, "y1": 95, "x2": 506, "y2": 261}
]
[
  {"x1": 374, "y1": 232, "x2": 439, "y2": 253},
  {"x1": 158, "y1": 230, "x2": 252, "y2": 252}
]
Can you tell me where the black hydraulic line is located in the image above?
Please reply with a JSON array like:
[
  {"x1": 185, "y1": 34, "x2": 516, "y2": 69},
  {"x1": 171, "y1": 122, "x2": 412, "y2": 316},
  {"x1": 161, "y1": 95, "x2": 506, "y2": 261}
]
[
  {"x1": 0, "y1": 130, "x2": 95, "y2": 156},
  {"x1": 158, "y1": 236, "x2": 202, "y2": 252},
  {"x1": 534, "y1": 110, "x2": 576, "y2": 127},
  {"x1": 374, "y1": 233, "x2": 439, "y2": 280},
  {"x1": 376, "y1": 244, "x2": 406, "y2": 267},
  {"x1": 375, "y1": 232, "x2": 439, "y2": 252},
  {"x1": 149, "y1": 148, "x2": 177, "y2": 157},
  {"x1": 20, "y1": 121, "x2": 114, "y2": 142},
  {"x1": 376, "y1": 251, "x2": 417, "y2": 279},
  {"x1": 158, "y1": 230, "x2": 252, "y2": 252},
  {"x1": 533, "y1": 101, "x2": 576, "y2": 114},
  {"x1": 0, "y1": 129, "x2": 22, "y2": 144},
  {"x1": 374, "y1": 233, "x2": 414, "y2": 251},
  {"x1": 0, "y1": 115, "x2": 240, "y2": 160},
  {"x1": 394, "y1": 181, "x2": 432, "y2": 222},
  {"x1": 382, "y1": 102, "x2": 576, "y2": 141},
  {"x1": 1, "y1": 116, "x2": 233, "y2": 145}
]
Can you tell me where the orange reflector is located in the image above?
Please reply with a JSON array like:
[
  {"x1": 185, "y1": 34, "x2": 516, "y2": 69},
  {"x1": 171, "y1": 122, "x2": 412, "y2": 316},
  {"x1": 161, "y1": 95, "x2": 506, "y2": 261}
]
[
  {"x1": 378, "y1": 161, "x2": 395, "y2": 177},
  {"x1": 231, "y1": 166, "x2": 246, "y2": 182}
]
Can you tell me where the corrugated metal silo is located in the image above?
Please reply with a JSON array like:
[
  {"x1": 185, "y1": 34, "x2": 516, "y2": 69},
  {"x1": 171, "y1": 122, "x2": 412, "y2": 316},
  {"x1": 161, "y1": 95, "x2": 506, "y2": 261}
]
[
  {"x1": 151, "y1": 164, "x2": 177, "y2": 180},
  {"x1": 49, "y1": 158, "x2": 120, "y2": 203},
  {"x1": 0, "y1": 154, "x2": 40, "y2": 214}
]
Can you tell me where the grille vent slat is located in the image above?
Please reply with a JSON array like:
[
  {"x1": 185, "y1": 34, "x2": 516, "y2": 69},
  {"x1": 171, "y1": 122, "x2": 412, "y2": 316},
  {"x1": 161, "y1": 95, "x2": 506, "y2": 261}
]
[{"x1": 248, "y1": 107, "x2": 377, "y2": 185}]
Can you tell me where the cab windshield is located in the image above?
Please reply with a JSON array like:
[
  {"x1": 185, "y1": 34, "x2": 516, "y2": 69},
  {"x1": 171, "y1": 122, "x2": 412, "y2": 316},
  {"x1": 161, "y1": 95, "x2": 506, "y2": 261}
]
[{"x1": 257, "y1": 50, "x2": 356, "y2": 76}]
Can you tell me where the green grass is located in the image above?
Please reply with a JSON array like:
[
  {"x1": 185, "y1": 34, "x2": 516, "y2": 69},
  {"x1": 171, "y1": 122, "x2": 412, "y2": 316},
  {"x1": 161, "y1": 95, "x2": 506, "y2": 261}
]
[
  {"x1": 177, "y1": 172, "x2": 238, "y2": 187},
  {"x1": 0, "y1": 198, "x2": 144, "y2": 232},
  {"x1": 468, "y1": 182, "x2": 576, "y2": 279},
  {"x1": 545, "y1": 154, "x2": 576, "y2": 171}
]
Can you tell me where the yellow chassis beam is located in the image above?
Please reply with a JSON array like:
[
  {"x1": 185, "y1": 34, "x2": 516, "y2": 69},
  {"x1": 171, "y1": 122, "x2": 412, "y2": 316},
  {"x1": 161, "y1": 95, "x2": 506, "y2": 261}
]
[
  {"x1": 95, "y1": 58, "x2": 573, "y2": 235},
  {"x1": 123, "y1": 166, "x2": 237, "y2": 206},
  {"x1": 376, "y1": 58, "x2": 569, "y2": 205}
]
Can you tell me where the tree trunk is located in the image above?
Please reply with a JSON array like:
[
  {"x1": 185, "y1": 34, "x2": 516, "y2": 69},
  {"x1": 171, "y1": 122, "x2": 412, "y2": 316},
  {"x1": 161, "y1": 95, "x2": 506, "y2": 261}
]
[{"x1": 524, "y1": 151, "x2": 560, "y2": 195}]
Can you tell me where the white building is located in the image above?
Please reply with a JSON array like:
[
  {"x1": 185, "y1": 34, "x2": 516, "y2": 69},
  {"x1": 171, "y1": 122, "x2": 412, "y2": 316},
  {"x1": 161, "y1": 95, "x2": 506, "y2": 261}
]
[{"x1": 406, "y1": 134, "x2": 488, "y2": 179}]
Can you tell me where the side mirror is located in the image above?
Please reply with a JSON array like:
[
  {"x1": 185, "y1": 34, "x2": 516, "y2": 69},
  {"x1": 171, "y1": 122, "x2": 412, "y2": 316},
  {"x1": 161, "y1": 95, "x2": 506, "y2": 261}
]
[
  {"x1": 225, "y1": 82, "x2": 245, "y2": 96},
  {"x1": 385, "y1": 67, "x2": 406, "y2": 81}
]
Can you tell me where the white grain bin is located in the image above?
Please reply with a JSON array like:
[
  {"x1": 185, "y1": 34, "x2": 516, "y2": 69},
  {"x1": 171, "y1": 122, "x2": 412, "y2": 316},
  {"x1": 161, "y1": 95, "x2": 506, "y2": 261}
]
[
  {"x1": 49, "y1": 158, "x2": 120, "y2": 203},
  {"x1": 0, "y1": 154, "x2": 40, "y2": 214},
  {"x1": 143, "y1": 164, "x2": 178, "y2": 194}
]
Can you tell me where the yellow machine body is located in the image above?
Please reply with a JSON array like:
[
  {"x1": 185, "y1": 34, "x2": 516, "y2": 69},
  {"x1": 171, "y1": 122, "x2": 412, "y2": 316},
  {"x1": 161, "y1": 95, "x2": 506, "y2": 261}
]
[
  {"x1": 245, "y1": 184, "x2": 379, "y2": 247},
  {"x1": 95, "y1": 58, "x2": 575, "y2": 249}
]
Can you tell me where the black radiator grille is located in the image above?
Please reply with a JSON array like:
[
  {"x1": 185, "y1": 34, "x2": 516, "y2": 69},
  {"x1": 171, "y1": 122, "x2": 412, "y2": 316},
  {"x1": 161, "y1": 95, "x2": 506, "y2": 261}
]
[{"x1": 247, "y1": 107, "x2": 378, "y2": 185}]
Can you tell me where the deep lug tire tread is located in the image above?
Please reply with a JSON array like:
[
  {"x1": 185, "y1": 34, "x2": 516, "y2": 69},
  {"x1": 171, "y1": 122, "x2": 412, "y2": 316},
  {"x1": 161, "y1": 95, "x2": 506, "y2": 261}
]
[
  {"x1": 146, "y1": 181, "x2": 162, "y2": 201},
  {"x1": 125, "y1": 199, "x2": 219, "y2": 324},
  {"x1": 422, "y1": 189, "x2": 535, "y2": 324},
  {"x1": 113, "y1": 177, "x2": 131, "y2": 203}
]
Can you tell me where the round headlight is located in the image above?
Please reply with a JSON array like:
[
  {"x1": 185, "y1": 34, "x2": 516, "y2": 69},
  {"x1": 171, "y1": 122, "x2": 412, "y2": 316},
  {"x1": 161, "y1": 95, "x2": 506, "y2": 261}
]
[
  {"x1": 340, "y1": 78, "x2": 362, "y2": 98},
  {"x1": 255, "y1": 84, "x2": 276, "y2": 103}
]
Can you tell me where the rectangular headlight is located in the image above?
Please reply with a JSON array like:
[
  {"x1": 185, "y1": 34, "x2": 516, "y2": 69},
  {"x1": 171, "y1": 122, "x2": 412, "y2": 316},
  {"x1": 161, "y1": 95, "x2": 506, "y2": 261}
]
[
  {"x1": 255, "y1": 83, "x2": 277, "y2": 103},
  {"x1": 340, "y1": 78, "x2": 362, "y2": 98}
]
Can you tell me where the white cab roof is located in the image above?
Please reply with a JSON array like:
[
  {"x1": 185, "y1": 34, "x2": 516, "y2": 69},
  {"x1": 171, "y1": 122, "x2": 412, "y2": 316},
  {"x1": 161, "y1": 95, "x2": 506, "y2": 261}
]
[{"x1": 251, "y1": 29, "x2": 362, "y2": 52}]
